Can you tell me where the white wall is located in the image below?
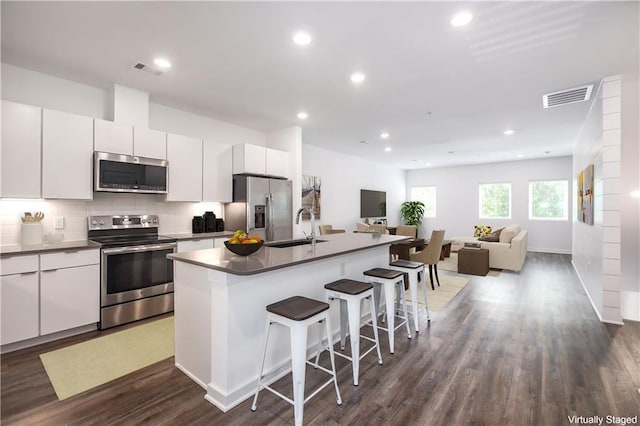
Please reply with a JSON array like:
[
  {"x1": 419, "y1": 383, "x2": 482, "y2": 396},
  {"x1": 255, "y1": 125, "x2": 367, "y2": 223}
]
[
  {"x1": 302, "y1": 144, "x2": 405, "y2": 232},
  {"x1": 267, "y1": 127, "x2": 303, "y2": 237},
  {"x1": 2, "y1": 63, "x2": 109, "y2": 119},
  {"x1": 620, "y1": 73, "x2": 640, "y2": 321},
  {"x1": 149, "y1": 103, "x2": 266, "y2": 146},
  {"x1": 572, "y1": 81, "x2": 606, "y2": 321},
  {"x1": 406, "y1": 157, "x2": 573, "y2": 253},
  {"x1": 571, "y1": 74, "x2": 640, "y2": 324}
]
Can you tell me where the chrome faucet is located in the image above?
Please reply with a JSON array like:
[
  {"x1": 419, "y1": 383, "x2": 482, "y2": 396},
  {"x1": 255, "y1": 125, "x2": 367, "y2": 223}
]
[{"x1": 295, "y1": 207, "x2": 316, "y2": 248}]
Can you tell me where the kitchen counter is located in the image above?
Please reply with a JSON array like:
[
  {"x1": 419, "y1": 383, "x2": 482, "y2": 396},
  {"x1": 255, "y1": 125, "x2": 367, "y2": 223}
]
[
  {"x1": 0, "y1": 240, "x2": 101, "y2": 257},
  {"x1": 168, "y1": 232, "x2": 406, "y2": 275},
  {"x1": 164, "y1": 231, "x2": 234, "y2": 241},
  {"x1": 169, "y1": 232, "x2": 407, "y2": 412}
]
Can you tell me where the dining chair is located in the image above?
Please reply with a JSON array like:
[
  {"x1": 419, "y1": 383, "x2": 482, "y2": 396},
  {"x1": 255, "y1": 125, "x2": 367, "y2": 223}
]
[
  {"x1": 410, "y1": 230, "x2": 445, "y2": 290},
  {"x1": 396, "y1": 225, "x2": 417, "y2": 238},
  {"x1": 319, "y1": 225, "x2": 346, "y2": 235}
]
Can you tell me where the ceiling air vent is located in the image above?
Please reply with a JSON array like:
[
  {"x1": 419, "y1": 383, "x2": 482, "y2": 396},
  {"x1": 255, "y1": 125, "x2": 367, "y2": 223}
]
[
  {"x1": 543, "y1": 84, "x2": 593, "y2": 108},
  {"x1": 132, "y1": 62, "x2": 163, "y2": 76}
]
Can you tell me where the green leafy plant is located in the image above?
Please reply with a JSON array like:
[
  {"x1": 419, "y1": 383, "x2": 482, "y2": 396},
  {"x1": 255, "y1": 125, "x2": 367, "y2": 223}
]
[{"x1": 400, "y1": 201, "x2": 425, "y2": 226}]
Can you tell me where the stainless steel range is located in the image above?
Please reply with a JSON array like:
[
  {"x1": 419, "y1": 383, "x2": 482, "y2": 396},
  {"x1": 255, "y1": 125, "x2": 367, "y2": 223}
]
[{"x1": 88, "y1": 214, "x2": 177, "y2": 329}]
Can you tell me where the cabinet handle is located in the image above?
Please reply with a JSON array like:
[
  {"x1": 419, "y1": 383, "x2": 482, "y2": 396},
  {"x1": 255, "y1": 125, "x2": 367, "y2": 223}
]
[
  {"x1": 64, "y1": 250, "x2": 79, "y2": 254},
  {"x1": 41, "y1": 269, "x2": 58, "y2": 272},
  {"x1": 20, "y1": 271, "x2": 38, "y2": 276}
]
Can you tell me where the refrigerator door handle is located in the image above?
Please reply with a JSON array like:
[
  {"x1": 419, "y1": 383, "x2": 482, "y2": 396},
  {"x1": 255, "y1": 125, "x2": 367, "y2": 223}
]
[{"x1": 266, "y1": 193, "x2": 273, "y2": 240}]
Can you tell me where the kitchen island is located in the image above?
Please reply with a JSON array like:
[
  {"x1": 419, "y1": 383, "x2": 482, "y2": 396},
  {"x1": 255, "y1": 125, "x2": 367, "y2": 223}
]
[{"x1": 168, "y1": 232, "x2": 407, "y2": 412}]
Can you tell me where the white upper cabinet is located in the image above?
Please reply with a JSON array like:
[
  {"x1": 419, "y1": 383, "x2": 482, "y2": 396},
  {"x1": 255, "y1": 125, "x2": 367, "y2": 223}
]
[
  {"x1": 1, "y1": 101, "x2": 42, "y2": 198},
  {"x1": 166, "y1": 133, "x2": 203, "y2": 202},
  {"x1": 42, "y1": 109, "x2": 94, "y2": 200},
  {"x1": 134, "y1": 127, "x2": 166, "y2": 159},
  {"x1": 203, "y1": 141, "x2": 232, "y2": 202},
  {"x1": 232, "y1": 144, "x2": 289, "y2": 178},
  {"x1": 266, "y1": 148, "x2": 289, "y2": 178},
  {"x1": 94, "y1": 119, "x2": 133, "y2": 155},
  {"x1": 233, "y1": 144, "x2": 266, "y2": 175}
]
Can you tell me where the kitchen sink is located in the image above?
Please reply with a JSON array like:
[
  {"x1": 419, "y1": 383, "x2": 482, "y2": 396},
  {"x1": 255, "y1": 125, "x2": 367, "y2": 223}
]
[{"x1": 265, "y1": 239, "x2": 327, "y2": 248}]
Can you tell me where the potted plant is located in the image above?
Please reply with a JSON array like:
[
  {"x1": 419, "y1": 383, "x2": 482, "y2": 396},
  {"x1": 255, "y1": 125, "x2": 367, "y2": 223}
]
[{"x1": 400, "y1": 201, "x2": 425, "y2": 226}]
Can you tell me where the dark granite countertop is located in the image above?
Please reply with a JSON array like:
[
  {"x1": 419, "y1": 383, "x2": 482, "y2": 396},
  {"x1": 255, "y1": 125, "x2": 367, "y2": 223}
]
[
  {"x1": 0, "y1": 240, "x2": 101, "y2": 257},
  {"x1": 165, "y1": 231, "x2": 234, "y2": 241},
  {"x1": 167, "y1": 233, "x2": 409, "y2": 276}
]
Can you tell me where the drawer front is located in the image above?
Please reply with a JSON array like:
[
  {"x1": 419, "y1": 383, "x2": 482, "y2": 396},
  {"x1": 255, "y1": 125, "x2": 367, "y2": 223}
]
[
  {"x1": 40, "y1": 249, "x2": 99, "y2": 271},
  {"x1": 1, "y1": 254, "x2": 39, "y2": 276},
  {"x1": 177, "y1": 239, "x2": 214, "y2": 252}
]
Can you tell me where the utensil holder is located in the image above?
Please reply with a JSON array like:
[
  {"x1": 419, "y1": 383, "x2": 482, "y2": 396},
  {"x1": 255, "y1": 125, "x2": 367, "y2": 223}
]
[{"x1": 21, "y1": 222, "x2": 43, "y2": 245}]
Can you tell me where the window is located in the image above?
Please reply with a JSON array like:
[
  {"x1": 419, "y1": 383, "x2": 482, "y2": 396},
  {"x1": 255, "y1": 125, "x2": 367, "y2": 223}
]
[
  {"x1": 410, "y1": 186, "x2": 436, "y2": 218},
  {"x1": 479, "y1": 183, "x2": 511, "y2": 218},
  {"x1": 529, "y1": 180, "x2": 569, "y2": 220}
]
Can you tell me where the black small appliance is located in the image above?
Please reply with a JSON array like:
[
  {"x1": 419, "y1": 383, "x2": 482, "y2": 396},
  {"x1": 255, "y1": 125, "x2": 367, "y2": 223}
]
[
  {"x1": 215, "y1": 218, "x2": 225, "y2": 232},
  {"x1": 203, "y1": 211, "x2": 216, "y2": 233},
  {"x1": 192, "y1": 216, "x2": 205, "y2": 233}
]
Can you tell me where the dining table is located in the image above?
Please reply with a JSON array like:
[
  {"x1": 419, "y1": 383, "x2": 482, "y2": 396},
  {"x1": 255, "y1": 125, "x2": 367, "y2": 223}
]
[
  {"x1": 390, "y1": 238, "x2": 453, "y2": 261},
  {"x1": 389, "y1": 238, "x2": 426, "y2": 260}
]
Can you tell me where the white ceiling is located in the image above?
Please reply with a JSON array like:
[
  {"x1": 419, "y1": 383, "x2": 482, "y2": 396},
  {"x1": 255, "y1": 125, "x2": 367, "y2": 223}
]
[{"x1": 1, "y1": 1, "x2": 638, "y2": 169}]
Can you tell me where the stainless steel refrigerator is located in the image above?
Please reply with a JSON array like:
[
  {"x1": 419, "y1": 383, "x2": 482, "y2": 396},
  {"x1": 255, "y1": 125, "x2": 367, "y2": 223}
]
[{"x1": 224, "y1": 175, "x2": 293, "y2": 241}]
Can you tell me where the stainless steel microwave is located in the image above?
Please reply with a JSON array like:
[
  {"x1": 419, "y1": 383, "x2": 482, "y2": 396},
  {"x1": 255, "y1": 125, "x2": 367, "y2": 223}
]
[{"x1": 94, "y1": 152, "x2": 169, "y2": 194}]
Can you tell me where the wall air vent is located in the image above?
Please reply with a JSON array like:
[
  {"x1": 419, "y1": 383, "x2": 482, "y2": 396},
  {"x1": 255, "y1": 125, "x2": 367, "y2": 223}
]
[
  {"x1": 543, "y1": 84, "x2": 593, "y2": 108},
  {"x1": 132, "y1": 62, "x2": 163, "y2": 76}
]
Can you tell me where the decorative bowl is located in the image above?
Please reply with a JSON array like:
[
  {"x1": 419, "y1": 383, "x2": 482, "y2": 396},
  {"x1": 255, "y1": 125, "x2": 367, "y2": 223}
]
[{"x1": 224, "y1": 240, "x2": 264, "y2": 256}]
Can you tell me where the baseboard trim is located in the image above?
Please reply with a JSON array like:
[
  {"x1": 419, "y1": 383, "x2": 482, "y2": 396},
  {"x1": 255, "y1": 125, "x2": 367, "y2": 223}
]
[
  {"x1": 1, "y1": 323, "x2": 97, "y2": 354},
  {"x1": 571, "y1": 260, "x2": 604, "y2": 322},
  {"x1": 528, "y1": 248, "x2": 572, "y2": 255}
]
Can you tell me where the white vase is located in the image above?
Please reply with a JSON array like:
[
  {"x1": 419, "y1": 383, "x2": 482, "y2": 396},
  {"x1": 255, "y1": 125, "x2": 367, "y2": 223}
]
[{"x1": 21, "y1": 222, "x2": 43, "y2": 245}]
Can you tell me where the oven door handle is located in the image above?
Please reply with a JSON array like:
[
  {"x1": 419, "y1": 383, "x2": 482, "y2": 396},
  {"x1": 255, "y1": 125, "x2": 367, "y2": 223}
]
[{"x1": 102, "y1": 242, "x2": 177, "y2": 255}]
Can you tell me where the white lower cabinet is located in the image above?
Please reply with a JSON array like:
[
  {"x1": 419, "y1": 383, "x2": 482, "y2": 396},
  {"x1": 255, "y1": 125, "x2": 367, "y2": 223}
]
[
  {"x1": 1, "y1": 249, "x2": 100, "y2": 347},
  {"x1": 1, "y1": 271, "x2": 39, "y2": 345},
  {"x1": 40, "y1": 249, "x2": 99, "y2": 335},
  {"x1": 178, "y1": 239, "x2": 214, "y2": 252},
  {"x1": 177, "y1": 238, "x2": 227, "y2": 252},
  {"x1": 40, "y1": 264, "x2": 100, "y2": 335}
]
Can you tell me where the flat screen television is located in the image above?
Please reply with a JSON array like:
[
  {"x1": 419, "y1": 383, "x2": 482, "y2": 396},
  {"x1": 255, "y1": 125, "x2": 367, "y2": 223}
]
[{"x1": 360, "y1": 189, "x2": 387, "y2": 218}]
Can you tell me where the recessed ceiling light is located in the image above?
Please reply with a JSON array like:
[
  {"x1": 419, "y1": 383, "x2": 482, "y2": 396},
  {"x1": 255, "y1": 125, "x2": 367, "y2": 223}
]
[
  {"x1": 153, "y1": 58, "x2": 172, "y2": 69},
  {"x1": 350, "y1": 72, "x2": 366, "y2": 84},
  {"x1": 426, "y1": 163, "x2": 431, "y2": 167},
  {"x1": 297, "y1": 111, "x2": 308, "y2": 120},
  {"x1": 631, "y1": 190, "x2": 640, "y2": 198},
  {"x1": 451, "y1": 11, "x2": 473, "y2": 27},
  {"x1": 504, "y1": 129, "x2": 515, "y2": 135},
  {"x1": 380, "y1": 132, "x2": 389, "y2": 139},
  {"x1": 517, "y1": 154, "x2": 524, "y2": 158},
  {"x1": 384, "y1": 147, "x2": 392, "y2": 152},
  {"x1": 293, "y1": 31, "x2": 312, "y2": 46}
]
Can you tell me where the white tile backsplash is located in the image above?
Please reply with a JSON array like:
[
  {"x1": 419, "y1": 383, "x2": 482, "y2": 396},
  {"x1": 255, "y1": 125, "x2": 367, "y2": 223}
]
[{"x1": 1, "y1": 196, "x2": 223, "y2": 244}]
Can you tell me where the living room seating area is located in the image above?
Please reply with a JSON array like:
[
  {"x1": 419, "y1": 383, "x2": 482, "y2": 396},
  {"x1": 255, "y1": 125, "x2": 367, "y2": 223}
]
[{"x1": 449, "y1": 224, "x2": 528, "y2": 272}]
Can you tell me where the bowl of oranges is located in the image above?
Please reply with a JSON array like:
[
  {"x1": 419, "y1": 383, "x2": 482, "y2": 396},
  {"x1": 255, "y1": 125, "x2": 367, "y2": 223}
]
[{"x1": 224, "y1": 230, "x2": 264, "y2": 256}]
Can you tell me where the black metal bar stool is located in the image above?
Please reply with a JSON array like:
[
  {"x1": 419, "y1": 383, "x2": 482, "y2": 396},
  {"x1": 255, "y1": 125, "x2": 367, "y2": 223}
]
[
  {"x1": 321, "y1": 279, "x2": 383, "y2": 386},
  {"x1": 363, "y1": 268, "x2": 412, "y2": 354},
  {"x1": 388, "y1": 259, "x2": 431, "y2": 332},
  {"x1": 251, "y1": 296, "x2": 342, "y2": 426}
]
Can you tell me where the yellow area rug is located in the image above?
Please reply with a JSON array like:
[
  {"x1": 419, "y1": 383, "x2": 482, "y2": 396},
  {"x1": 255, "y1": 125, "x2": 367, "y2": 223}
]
[
  {"x1": 39, "y1": 316, "x2": 174, "y2": 400},
  {"x1": 407, "y1": 274, "x2": 471, "y2": 312}
]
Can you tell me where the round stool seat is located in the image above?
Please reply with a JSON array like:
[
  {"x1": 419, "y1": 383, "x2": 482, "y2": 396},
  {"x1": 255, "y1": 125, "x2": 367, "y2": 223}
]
[
  {"x1": 389, "y1": 260, "x2": 423, "y2": 269},
  {"x1": 363, "y1": 268, "x2": 404, "y2": 280},
  {"x1": 266, "y1": 296, "x2": 329, "y2": 321},
  {"x1": 324, "y1": 279, "x2": 373, "y2": 295}
]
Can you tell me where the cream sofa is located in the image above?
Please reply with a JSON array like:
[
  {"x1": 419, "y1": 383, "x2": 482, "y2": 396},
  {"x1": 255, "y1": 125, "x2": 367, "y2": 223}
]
[{"x1": 449, "y1": 224, "x2": 528, "y2": 272}]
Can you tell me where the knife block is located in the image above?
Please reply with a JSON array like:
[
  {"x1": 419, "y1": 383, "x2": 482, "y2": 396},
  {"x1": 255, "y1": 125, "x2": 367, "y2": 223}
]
[{"x1": 21, "y1": 222, "x2": 43, "y2": 245}]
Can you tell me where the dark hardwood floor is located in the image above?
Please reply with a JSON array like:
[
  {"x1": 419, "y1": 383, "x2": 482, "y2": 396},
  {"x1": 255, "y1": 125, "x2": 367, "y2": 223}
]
[{"x1": 2, "y1": 252, "x2": 639, "y2": 425}]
